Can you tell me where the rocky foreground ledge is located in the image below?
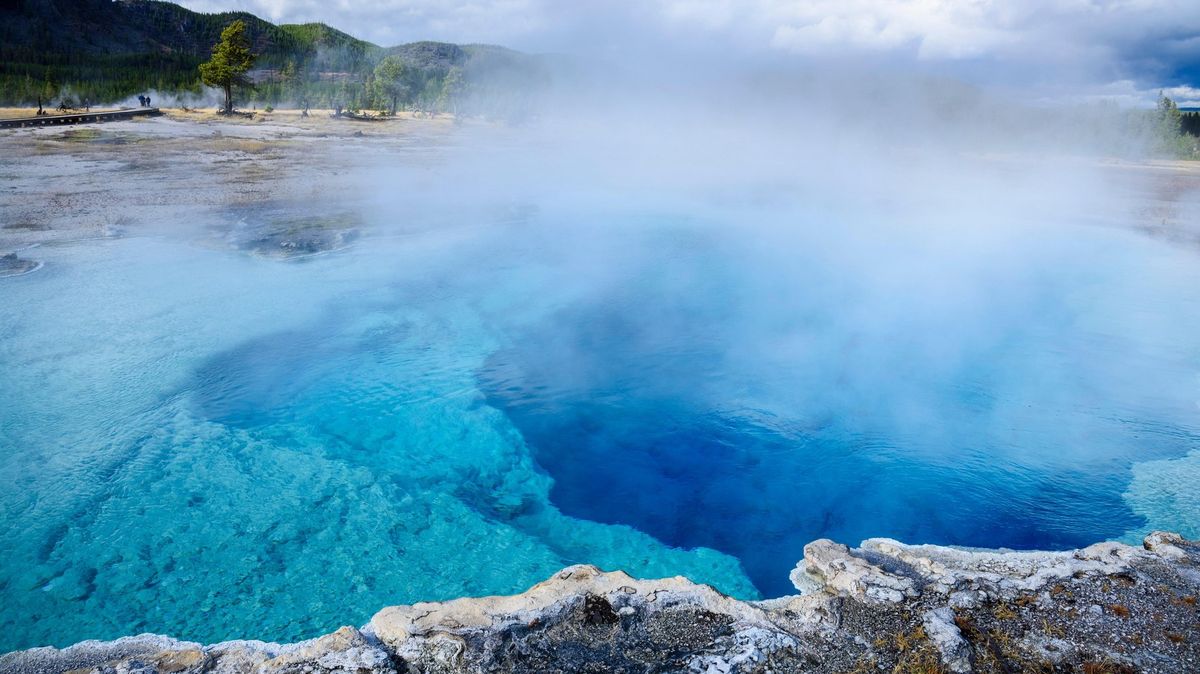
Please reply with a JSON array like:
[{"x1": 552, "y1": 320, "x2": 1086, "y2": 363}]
[{"x1": 3, "y1": 533, "x2": 1197, "y2": 674}]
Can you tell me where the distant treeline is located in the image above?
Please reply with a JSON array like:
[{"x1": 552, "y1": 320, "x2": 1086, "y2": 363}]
[
  {"x1": 0, "y1": 0, "x2": 548, "y2": 118},
  {"x1": 244, "y1": 43, "x2": 549, "y2": 117},
  {"x1": 1152, "y1": 96, "x2": 1200, "y2": 158},
  {"x1": 1182, "y1": 111, "x2": 1200, "y2": 138},
  {"x1": 0, "y1": 50, "x2": 220, "y2": 106}
]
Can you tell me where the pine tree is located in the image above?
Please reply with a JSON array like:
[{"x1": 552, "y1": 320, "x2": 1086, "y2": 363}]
[
  {"x1": 1157, "y1": 94, "x2": 1182, "y2": 133},
  {"x1": 373, "y1": 56, "x2": 410, "y2": 115},
  {"x1": 199, "y1": 20, "x2": 255, "y2": 114}
]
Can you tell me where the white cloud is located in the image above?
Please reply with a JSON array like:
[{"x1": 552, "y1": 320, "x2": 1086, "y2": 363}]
[
  {"x1": 176, "y1": 0, "x2": 1200, "y2": 89},
  {"x1": 1163, "y1": 85, "x2": 1200, "y2": 107},
  {"x1": 1026, "y1": 78, "x2": 1200, "y2": 109}
]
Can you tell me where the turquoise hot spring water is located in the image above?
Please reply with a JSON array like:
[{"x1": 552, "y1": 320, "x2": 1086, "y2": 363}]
[{"x1": 1, "y1": 159, "x2": 1199, "y2": 653}]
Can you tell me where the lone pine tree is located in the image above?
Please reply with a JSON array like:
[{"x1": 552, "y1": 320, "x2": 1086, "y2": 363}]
[{"x1": 199, "y1": 20, "x2": 255, "y2": 114}]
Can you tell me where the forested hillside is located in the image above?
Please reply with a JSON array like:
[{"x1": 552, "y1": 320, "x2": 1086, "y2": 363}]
[{"x1": 0, "y1": 0, "x2": 548, "y2": 114}]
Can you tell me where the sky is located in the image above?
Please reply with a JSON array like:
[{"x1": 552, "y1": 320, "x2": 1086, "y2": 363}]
[{"x1": 176, "y1": 0, "x2": 1200, "y2": 105}]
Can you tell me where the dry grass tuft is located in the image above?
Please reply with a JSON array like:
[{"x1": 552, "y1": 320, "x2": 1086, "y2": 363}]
[
  {"x1": 849, "y1": 654, "x2": 878, "y2": 674},
  {"x1": 893, "y1": 625, "x2": 927, "y2": 652},
  {"x1": 1040, "y1": 618, "x2": 1065, "y2": 638},
  {"x1": 890, "y1": 648, "x2": 947, "y2": 674},
  {"x1": 991, "y1": 603, "x2": 1018, "y2": 620}
]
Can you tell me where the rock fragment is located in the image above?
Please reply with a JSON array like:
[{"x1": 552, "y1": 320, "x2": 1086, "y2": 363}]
[{"x1": 921, "y1": 607, "x2": 972, "y2": 673}]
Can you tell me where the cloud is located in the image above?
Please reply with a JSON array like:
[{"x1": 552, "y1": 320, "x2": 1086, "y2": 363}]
[
  {"x1": 176, "y1": 0, "x2": 1200, "y2": 91},
  {"x1": 658, "y1": 0, "x2": 1200, "y2": 84},
  {"x1": 1036, "y1": 79, "x2": 1200, "y2": 109},
  {"x1": 1166, "y1": 85, "x2": 1200, "y2": 107}
]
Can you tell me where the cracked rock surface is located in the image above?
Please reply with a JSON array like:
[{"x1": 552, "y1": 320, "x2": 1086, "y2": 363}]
[{"x1": 2, "y1": 532, "x2": 1197, "y2": 673}]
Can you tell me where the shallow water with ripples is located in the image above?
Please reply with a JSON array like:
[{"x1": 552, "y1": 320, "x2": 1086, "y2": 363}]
[{"x1": 1, "y1": 192, "x2": 1198, "y2": 652}]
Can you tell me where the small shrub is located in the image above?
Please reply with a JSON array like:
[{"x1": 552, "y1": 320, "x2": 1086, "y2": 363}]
[{"x1": 264, "y1": 105, "x2": 274, "y2": 113}]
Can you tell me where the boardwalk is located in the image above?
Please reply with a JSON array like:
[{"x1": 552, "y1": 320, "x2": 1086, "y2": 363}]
[{"x1": 0, "y1": 107, "x2": 162, "y2": 129}]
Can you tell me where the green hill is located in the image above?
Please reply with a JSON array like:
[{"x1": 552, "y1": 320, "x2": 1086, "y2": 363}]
[{"x1": 0, "y1": 0, "x2": 546, "y2": 111}]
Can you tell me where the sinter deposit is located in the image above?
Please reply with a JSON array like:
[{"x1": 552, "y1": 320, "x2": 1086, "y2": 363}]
[{"x1": 3, "y1": 532, "x2": 1197, "y2": 674}]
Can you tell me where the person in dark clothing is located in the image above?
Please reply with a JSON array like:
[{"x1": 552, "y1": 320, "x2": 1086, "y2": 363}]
[{"x1": 138, "y1": 95, "x2": 145, "y2": 107}]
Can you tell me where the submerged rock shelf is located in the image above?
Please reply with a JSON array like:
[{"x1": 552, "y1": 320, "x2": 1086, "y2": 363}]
[{"x1": 2, "y1": 533, "x2": 1196, "y2": 674}]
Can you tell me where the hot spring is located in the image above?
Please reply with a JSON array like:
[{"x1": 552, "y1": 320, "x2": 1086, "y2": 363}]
[{"x1": 1, "y1": 119, "x2": 1199, "y2": 653}]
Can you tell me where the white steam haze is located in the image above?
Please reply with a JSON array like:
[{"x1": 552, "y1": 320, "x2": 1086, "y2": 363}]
[
  {"x1": 90, "y1": 0, "x2": 1200, "y2": 567},
  {"x1": 312, "y1": 14, "x2": 1200, "y2": 539},
  {"x1": 178, "y1": 0, "x2": 1200, "y2": 105},
  {"x1": 290, "y1": 0, "x2": 1198, "y2": 551},
  {"x1": 263, "y1": 0, "x2": 1200, "y2": 545},
  {"x1": 152, "y1": 0, "x2": 1200, "y2": 554},
  {"x1": 3, "y1": 0, "x2": 1200, "y2": 651}
]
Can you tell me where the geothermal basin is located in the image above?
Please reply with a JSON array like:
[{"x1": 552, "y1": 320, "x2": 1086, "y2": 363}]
[{"x1": 0, "y1": 113, "x2": 1198, "y2": 653}]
